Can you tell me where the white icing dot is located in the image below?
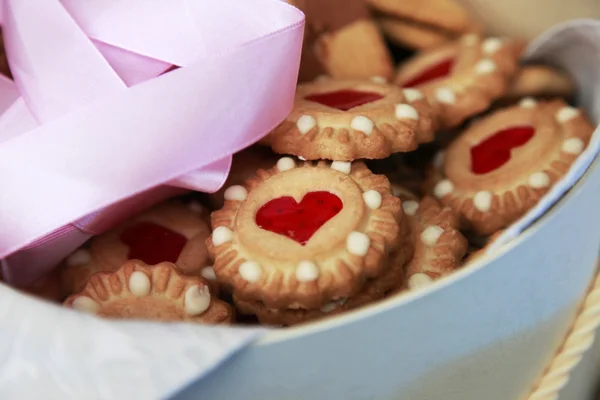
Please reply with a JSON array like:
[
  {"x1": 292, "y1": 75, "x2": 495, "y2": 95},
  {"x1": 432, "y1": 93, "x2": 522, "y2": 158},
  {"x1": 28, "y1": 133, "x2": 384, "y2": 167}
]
[
  {"x1": 346, "y1": 231, "x2": 371, "y2": 256},
  {"x1": 556, "y1": 107, "x2": 580, "y2": 123},
  {"x1": 201, "y1": 266, "x2": 217, "y2": 281},
  {"x1": 71, "y1": 296, "x2": 99, "y2": 314},
  {"x1": 362, "y1": 190, "x2": 382, "y2": 210},
  {"x1": 66, "y1": 249, "x2": 91, "y2": 266},
  {"x1": 331, "y1": 161, "x2": 352, "y2": 174},
  {"x1": 421, "y1": 226, "x2": 444, "y2": 246},
  {"x1": 434, "y1": 179, "x2": 454, "y2": 198},
  {"x1": 129, "y1": 271, "x2": 151, "y2": 297},
  {"x1": 562, "y1": 138, "x2": 585, "y2": 155},
  {"x1": 395, "y1": 103, "x2": 419, "y2": 120},
  {"x1": 295, "y1": 261, "x2": 320, "y2": 282},
  {"x1": 298, "y1": 156, "x2": 306, "y2": 161},
  {"x1": 402, "y1": 88, "x2": 424, "y2": 102},
  {"x1": 433, "y1": 151, "x2": 445, "y2": 169},
  {"x1": 224, "y1": 185, "x2": 247, "y2": 201},
  {"x1": 276, "y1": 157, "x2": 296, "y2": 172},
  {"x1": 350, "y1": 116, "x2": 374, "y2": 135},
  {"x1": 435, "y1": 87, "x2": 456, "y2": 104},
  {"x1": 370, "y1": 76, "x2": 387, "y2": 84},
  {"x1": 408, "y1": 273, "x2": 433, "y2": 289},
  {"x1": 528, "y1": 172, "x2": 551, "y2": 189},
  {"x1": 462, "y1": 34, "x2": 479, "y2": 46},
  {"x1": 239, "y1": 261, "x2": 263, "y2": 282},
  {"x1": 519, "y1": 97, "x2": 537, "y2": 108},
  {"x1": 473, "y1": 191, "x2": 493, "y2": 212},
  {"x1": 475, "y1": 59, "x2": 497, "y2": 75},
  {"x1": 212, "y1": 226, "x2": 233, "y2": 246},
  {"x1": 482, "y1": 37, "x2": 503, "y2": 54},
  {"x1": 402, "y1": 200, "x2": 419, "y2": 216},
  {"x1": 297, "y1": 115, "x2": 317, "y2": 134},
  {"x1": 184, "y1": 285, "x2": 211, "y2": 316},
  {"x1": 188, "y1": 201, "x2": 204, "y2": 214}
]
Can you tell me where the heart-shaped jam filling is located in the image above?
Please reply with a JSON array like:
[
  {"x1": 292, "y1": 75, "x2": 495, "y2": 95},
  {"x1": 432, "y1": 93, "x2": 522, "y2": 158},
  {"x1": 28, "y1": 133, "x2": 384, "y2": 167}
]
[
  {"x1": 305, "y1": 90, "x2": 383, "y2": 111},
  {"x1": 471, "y1": 126, "x2": 535, "y2": 174},
  {"x1": 120, "y1": 222, "x2": 187, "y2": 265},
  {"x1": 255, "y1": 191, "x2": 343, "y2": 245},
  {"x1": 403, "y1": 58, "x2": 454, "y2": 88}
]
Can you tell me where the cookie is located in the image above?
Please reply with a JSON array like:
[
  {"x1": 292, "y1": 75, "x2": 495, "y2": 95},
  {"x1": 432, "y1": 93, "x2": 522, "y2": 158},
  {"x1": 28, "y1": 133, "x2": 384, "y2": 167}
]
[
  {"x1": 430, "y1": 100, "x2": 594, "y2": 235},
  {"x1": 289, "y1": 0, "x2": 394, "y2": 82},
  {"x1": 208, "y1": 159, "x2": 407, "y2": 310},
  {"x1": 262, "y1": 78, "x2": 438, "y2": 160},
  {"x1": 395, "y1": 35, "x2": 522, "y2": 128},
  {"x1": 64, "y1": 261, "x2": 233, "y2": 324},
  {"x1": 369, "y1": 0, "x2": 477, "y2": 37},
  {"x1": 61, "y1": 200, "x2": 212, "y2": 295},
  {"x1": 377, "y1": 18, "x2": 451, "y2": 50},
  {"x1": 208, "y1": 146, "x2": 278, "y2": 209},
  {"x1": 501, "y1": 65, "x2": 575, "y2": 104},
  {"x1": 401, "y1": 197, "x2": 467, "y2": 290}
]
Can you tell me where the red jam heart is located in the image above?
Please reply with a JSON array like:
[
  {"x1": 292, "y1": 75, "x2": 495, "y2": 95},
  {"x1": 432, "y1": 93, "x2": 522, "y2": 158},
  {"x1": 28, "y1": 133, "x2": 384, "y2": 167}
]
[
  {"x1": 305, "y1": 90, "x2": 384, "y2": 111},
  {"x1": 470, "y1": 126, "x2": 535, "y2": 174},
  {"x1": 255, "y1": 191, "x2": 343, "y2": 245},
  {"x1": 403, "y1": 58, "x2": 454, "y2": 88},
  {"x1": 120, "y1": 222, "x2": 187, "y2": 265}
]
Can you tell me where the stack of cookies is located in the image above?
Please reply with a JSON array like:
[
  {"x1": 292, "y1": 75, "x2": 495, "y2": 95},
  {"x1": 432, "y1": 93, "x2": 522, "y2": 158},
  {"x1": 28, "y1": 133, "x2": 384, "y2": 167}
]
[{"x1": 10, "y1": 0, "x2": 595, "y2": 328}]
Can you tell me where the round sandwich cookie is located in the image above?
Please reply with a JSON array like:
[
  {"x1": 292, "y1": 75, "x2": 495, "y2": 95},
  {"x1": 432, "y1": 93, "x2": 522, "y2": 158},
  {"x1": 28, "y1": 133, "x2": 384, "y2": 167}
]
[
  {"x1": 499, "y1": 65, "x2": 575, "y2": 105},
  {"x1": 430, "y1": 99, "x2": 594, "y2": 235},
  {"x1": 207, "y1": 158, "x2": 407, "y2": 311},
  {"x1": 208, "y1": 146, "x2": 278, "y2": 209},
  {"x1": 64, "y1": 261, "x2": 233, "y2": 324},
  {"x1": 369, "y1": 0, "x2": 479, "y2": 43},
  {"x1": 288, "y1": 0, "x2": 394, "y2": 82},
  {"x1": 61, "y1": 201, "x2": 213, "y2": 296},
  {"x1": 395, "y1": 35, "x2": 522, "y2": 128},
  {"x1": 262, "y1": 78, "x2": 438, "y2": 161},
  {"x1": 400, "y1": 196, "x2": 468, "y2": 291}
]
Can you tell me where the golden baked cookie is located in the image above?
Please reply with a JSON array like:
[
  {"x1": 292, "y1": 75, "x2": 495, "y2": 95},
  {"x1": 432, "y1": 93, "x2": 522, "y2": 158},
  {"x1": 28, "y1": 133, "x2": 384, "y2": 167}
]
[
  {"x1": 430, "y1": 100, "x2": 595, "y2": 235},
  {"x1": 208, "y1": 159, "x2": 406, "y2": 310},
  {"x1": 369, "y1": 0, "x2": 477, "y2": 37},
  {"x1": 401, "y1": 197, "x2": 467, "y2": 290},
  {"x1": 20, "y1": 268, "x2": 65, "y2": 303},
  {"x1": 263, "y1": 78, "x2": 438, "y2": 160},
  {"x1": 395, "y1": 35, "x2": 522, "y2": 128},
  {"x1": 208, "y1": 146, "x2": 278, "y2": 209},
  {"x1": 289, "y1": 0, "x2": 394, "y2": 82},
  {"x1": 61, "y1": 201, "x2": 212, "y2": 295},
  {"x1": 64, "y1": 261, "x2": 233, "y2": 324},
  {"x1": 501, "y1": 65, "x2": 575, "y2": 104},
  {"x1": 377, "y1": 18, "x2": 451, "y2": 50}
]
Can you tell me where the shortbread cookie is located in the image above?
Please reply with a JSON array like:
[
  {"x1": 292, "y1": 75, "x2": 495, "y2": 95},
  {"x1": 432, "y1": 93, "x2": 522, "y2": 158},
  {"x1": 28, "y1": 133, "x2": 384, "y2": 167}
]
[
  {"x1": 263, "y1": 78, "x2": 438, "y2": 160},
  {"x1": 401, "y1": 197, "x2": 467, "y2": 290},
  {"x1": 289, "y1": 0, "x2": 394, "y2": 82},
  {"x1": 395, "y1": 35, "x2": 522, "y2": 128},
  {"x1": 208, "y1": 147, "x2": 278, "y2": 209},
  {"x1": 377, "y1": 18, "x2": 451, "y2": 50},
  {"x1": 430, "y1": 100, "x2": 594, "y2": 235},
  {"x1": 501, "y1": 65, "x2": 575, "y2": 103},
  {"x1": 61, "y1": 201, "x2": 212, "y2": 295},
  {"x1": 208, "y1": 159, "x2": 406, "y2": 310},
  {"x1": 64, "y1": 261, "x2": 233, "y2": 323},
  {"x1": 369, "y1": 0, "x2": 477, "y2": 37}
]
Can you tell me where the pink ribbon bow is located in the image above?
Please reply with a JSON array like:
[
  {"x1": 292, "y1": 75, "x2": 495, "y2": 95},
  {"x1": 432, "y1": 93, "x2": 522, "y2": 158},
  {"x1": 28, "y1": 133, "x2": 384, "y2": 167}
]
[{"x1": 0, "y1": 0, "x2": 304, "y2": 285}]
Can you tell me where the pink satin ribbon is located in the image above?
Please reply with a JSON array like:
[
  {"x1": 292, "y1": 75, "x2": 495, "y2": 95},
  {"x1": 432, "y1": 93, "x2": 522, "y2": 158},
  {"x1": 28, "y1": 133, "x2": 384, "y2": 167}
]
[{"x1": 0, "y1": 0, "x2": 304, "y2": 284}]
